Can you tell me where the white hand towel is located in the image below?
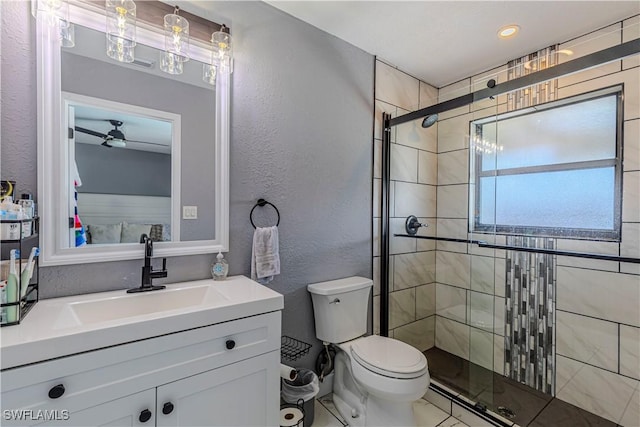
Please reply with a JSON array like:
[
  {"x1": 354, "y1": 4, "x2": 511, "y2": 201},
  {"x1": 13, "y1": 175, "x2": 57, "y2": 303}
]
[{"x1": 251, "y1": 226, "x2": 280, "y2": 284}]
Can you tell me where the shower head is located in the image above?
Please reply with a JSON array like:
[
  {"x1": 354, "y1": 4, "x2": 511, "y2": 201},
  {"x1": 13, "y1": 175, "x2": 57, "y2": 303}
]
[{"x1": 422, "y1": 114, "x2": 438, "y2": 128}]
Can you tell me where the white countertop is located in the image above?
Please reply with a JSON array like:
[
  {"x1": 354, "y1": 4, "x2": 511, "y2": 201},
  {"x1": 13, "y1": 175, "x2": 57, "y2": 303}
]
[{"x1": 1, "y1": 276, "x2": 283, "y2": 370}]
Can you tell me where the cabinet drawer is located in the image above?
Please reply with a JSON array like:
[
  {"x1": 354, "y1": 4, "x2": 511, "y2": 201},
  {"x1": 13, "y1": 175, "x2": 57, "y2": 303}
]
[{"x1": 1, "y1": 311, "x2": 280, "y2": 419}]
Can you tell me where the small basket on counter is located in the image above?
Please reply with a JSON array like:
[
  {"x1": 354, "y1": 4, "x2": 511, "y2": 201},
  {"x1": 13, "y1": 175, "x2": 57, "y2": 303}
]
[{"x1": 1, "y1": 217, "x2": 39, "y2": 326}]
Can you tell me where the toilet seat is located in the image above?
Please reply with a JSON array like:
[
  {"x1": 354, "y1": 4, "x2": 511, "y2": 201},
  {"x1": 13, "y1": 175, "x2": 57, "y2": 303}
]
[{"x1": 350, "y1": 335, "x2": 428, "y2": 379}]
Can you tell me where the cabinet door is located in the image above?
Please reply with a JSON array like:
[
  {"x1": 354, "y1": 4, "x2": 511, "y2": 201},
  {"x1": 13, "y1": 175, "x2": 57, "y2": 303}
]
[
  {"x1": 30, "y1": 389, "x2": 156, "y2": 427},
  {"x1": 156, "y1": 351, "x2": 279, "y2": 427}
]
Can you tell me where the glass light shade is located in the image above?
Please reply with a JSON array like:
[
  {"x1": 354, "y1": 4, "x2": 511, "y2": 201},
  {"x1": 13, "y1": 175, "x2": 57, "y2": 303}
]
[
  {"x1": 211, "y1": 30, "x2": 232, "y2": 59},
  {"x1": 160, "y1": 52, "x2": 184, "y2": 75},
  {"x1": 210, "y1": 27, "x2": 233, "y2": 74},
  {"x1": 106, "y1": 139, "x2": 127, "y2": 148},
  {"x1": 106, "y1": 36, "x2": 135, "y2": 63},
  {"x1": 31, "y1": 0, "x2": 63, "y2": 20},
  {"x1": 202, "y1": 64, "x2": 217, "y2": 85},
  {"x1": 59, "y1": 19, "x2": 75, "y2": 47},
  {"x1": 163, "y1": 14, "x2": 189, "y2": 63},
  {"x1": 106, "y1": 0, "x2": 136, "y2": 62}
]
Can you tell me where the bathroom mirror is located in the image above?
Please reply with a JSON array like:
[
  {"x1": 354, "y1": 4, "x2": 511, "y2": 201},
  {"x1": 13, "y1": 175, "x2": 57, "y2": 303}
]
[{"x1": 37, "y1": 2, "x2": 229, "y2": 266}]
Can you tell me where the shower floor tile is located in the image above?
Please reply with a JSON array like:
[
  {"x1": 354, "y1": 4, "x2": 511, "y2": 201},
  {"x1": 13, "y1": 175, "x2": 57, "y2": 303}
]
[
  {"x1": 475, "y1": 374, "x2": 552, "y2": 426},
  {"x1": 424, "y1": 347, "x2": 492, "y2": 398},
  {"x1": 528, "y1": 398, "x2": 618, "y2": 427},
  {"x1": 424, "y1": 347, "x2": 620, "y2": 427}
]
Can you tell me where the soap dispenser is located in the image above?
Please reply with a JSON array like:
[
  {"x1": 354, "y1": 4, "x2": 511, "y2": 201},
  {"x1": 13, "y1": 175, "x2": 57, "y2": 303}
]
[{"x1": 211, "y1": 251, "x2": 228, "y2": 280}]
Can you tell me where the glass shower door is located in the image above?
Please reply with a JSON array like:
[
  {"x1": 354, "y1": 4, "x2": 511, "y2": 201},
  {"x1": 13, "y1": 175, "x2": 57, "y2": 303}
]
[{"x1": 465, "y1": 91, "x2": 500, "y2": 411}]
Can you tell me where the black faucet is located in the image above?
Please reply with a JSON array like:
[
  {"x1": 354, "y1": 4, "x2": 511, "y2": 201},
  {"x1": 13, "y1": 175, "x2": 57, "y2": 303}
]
[{"x1": 127, "y1": 234, "x2": 168, "y2": 293}]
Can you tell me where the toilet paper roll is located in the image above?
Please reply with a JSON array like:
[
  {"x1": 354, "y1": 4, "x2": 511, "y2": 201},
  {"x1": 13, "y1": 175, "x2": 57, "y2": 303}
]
[
  {"x1": 280, "y1": 363, "x2": 298, "y2": 381},
  {"x1": 280, "y1": 407, "x2": 304, "y2": 427}
]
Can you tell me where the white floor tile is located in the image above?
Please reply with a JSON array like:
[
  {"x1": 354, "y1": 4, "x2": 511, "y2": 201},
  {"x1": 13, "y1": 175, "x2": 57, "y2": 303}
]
[
  {"x1": 414, "y1": 399, "x2": 449, "y2": 426},
  {"x1": 311, "y1": 393, "x2": 467, "y2": 427},
  {"x1": 438, "y1": 416, "x2": 470, "y2": 427},
  {"x1": 311, "y1": 399, "x2": 345, "y2": 427},
  {"x1": 318, "y1": 394, "x2": 347, "y2": 426},
  {"x1": 423, "y1": 389, "x2": 452, "y2": 415}
]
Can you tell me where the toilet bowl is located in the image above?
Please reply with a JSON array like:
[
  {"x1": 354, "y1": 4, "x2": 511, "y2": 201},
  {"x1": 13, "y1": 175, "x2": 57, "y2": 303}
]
[{"x1": 307, "y1": 277, "x2": 430, "y2": 427}]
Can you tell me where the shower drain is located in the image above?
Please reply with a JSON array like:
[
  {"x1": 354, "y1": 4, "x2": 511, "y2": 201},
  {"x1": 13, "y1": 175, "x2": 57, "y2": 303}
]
[{"x1": 497, "y1": 406, "x2": 516, "y2": 419}]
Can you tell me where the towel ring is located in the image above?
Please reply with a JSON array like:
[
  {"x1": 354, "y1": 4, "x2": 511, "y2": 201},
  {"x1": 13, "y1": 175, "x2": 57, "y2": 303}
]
[{"x1": 250, "y1": 198, "x2": 280, "y2": 229}]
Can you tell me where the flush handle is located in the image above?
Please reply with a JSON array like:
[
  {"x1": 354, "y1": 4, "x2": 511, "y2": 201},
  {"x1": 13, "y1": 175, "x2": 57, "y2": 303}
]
[{"x1": 330, "y1": 298, "x2": 340, "y2": 305}]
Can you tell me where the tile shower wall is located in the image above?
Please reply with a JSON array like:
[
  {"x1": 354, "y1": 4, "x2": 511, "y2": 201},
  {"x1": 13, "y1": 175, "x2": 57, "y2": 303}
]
[
  {"x1": 373, "y1": 59, "x2": 438, "y2": 352},
  {"x1": 433, "y1": 17, "x2": 640, "y2": 425},
  {"x1": 373, "y1": 17, "x2": 639, "y2": 424}
]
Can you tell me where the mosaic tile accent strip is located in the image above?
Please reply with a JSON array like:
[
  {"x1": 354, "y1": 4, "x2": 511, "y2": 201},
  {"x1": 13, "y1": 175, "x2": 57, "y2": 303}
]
[
  {"x1": 504, "y1": 236, "x2": 556, "y2": 395},
  {"x1": 507, "y1": 45, "x2": 559, "y2": 110}
]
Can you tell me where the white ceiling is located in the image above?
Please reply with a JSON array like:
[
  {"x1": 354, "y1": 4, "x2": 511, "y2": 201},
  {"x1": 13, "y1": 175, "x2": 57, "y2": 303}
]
[{"x1": 266, "y1": 1, "x2": 639, "y2": 88}]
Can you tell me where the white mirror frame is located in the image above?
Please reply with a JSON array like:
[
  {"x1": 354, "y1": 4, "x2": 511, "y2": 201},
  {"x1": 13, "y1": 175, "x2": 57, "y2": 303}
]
[{"x1": 36, "y1": 1, "x2": 229, "y2": 266}]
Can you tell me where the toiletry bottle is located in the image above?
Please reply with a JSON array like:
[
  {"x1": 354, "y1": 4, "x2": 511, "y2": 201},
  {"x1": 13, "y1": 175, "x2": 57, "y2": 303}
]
[
  {"x1": 20, "y1": 247, "x2": 39, "y2": 299},
  {"x1": 0, "y1": 197, "x2": 23, "y2": 240},
  {"x1": 18, "y1": 194, "x2": 34, "y2": 237},
  {"x1": 6, "y1": 249, "x2": 19, "y2": 323},
  {"x1": 211, "y1": 251, "x2": 228, "y2": 280},
  {"x1": 19, "y1": 194, "x2": 34, "y2": 218},
  {"x1": 0, "y1": 280, "x2": 6, "y2": 323}
]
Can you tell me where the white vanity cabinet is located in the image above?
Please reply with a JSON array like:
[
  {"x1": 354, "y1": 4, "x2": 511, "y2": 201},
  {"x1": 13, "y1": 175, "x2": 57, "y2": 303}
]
[
  {"x1": 1, "y1": 311, "x2": 281, "y2": 427},
  {"x1": 156, "y1": 352, "x2": 278, "y2": 426},
  {"x1": 33, "y1": 389, "x2": 157, "y2": 427}
]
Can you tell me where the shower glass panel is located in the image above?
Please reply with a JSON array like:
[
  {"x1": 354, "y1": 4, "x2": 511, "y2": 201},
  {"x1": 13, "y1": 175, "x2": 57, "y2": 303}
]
[{"x1": 466, "y1": 94, "x2": 499, "y2": 409}]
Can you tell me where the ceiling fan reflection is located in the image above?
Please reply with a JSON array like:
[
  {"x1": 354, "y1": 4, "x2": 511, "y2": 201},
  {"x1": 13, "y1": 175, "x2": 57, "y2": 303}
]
[{"x1": 74, "y1": 119, "x2": 167, "y2": 149}]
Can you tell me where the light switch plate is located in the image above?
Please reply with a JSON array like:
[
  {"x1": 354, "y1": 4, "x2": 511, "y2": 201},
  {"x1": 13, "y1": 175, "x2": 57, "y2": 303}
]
[{"x1": 183, "y1": 206, "x2": 198, "y2": 219}]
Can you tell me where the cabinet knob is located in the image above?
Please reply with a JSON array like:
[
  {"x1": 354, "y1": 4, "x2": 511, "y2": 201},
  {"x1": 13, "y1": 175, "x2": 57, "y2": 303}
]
[
  {"x1": 139, "y1": 409, "x2": 152, "y2": 423},
  {"x1": 162, "y1": 402, "x2": 174, "y2": 415},
  {"x1": 48, "y1": 384, "x2": 65, "y2": 399},
  {"x1": 225, "y1": 339, "x2": 236, "y2": 350}
]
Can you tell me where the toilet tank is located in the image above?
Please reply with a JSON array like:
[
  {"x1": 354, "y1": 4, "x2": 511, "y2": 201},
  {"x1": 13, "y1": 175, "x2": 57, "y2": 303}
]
[{"x1": 307, "y1": 276, "x2": 373, "y2": 344}]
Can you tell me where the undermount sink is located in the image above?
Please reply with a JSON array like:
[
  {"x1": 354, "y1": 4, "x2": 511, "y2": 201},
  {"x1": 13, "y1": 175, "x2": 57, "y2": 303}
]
[{"x1": 69, "y1": 284, "x2": 213, "y2": 325}]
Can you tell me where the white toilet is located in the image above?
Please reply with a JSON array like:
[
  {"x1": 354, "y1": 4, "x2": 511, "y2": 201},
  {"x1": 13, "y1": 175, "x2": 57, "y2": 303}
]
[{"x1": 308, "y1": 276, "x2": 430, "y2": 427}]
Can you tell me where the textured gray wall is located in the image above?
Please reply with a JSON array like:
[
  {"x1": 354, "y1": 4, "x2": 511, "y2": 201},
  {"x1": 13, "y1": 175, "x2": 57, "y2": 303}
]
[
  {"x1": 76, "y1": 144, "x2": 171, "y2": 197},
  {"x1": 0, "y1": 1, "x2": 374, "y2": 370}
]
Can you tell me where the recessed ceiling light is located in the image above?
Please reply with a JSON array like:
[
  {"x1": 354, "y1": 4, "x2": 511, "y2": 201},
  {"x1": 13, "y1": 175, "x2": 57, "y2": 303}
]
[{"x1": 498, "y1": 25, "x2": 520, "y2": 39}]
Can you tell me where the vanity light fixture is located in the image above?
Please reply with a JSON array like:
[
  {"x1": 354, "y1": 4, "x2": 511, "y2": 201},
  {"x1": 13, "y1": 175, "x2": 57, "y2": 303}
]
[
  {"x1": 106, "y1": 0, "x2": 137, "y2": 63},
  {"x1": 203, "y1": 24, "x2": 233, "y2": 85},
  {"x1": 31, "y1": 0, "x2": 63, "y2": 23},
  {"x1": 31, "y1": 0, "x2": 75, "y2": 47},
  {"x1": 498, "y1": 24, "x2": 520, "y2": 39},
  {"x1": 160, "y1": 6, "x2": 190, "y2": 75}
]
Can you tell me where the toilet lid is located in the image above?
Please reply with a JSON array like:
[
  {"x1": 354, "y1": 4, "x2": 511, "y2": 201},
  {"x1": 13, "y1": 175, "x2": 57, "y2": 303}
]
[{"x1": 350, "y1": 336, "x2": 428, "y2": 379}]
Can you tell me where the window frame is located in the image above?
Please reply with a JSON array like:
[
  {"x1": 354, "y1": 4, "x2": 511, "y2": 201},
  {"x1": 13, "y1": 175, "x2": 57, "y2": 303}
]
[{"x1": 471, "y1": 85, "x2": 623, "y2": 241}]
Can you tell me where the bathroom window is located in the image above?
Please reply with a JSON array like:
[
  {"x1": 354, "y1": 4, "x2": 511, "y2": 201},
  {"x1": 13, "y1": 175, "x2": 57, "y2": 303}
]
[{"x1": 471, "y1": 85, "x2": 622, "y2": 240}]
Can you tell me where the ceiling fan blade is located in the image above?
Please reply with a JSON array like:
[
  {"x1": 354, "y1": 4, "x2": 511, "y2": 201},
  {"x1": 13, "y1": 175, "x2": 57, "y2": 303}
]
[
  {"x1": 75, "y1": 126, "x2": 108, "y2": 139},
  {"x1": 76, "y1": 125, "x2": 165, "y2": 149},
  {"x1": 125, "y1": 139, "x2": 169, "y2": 147}
]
